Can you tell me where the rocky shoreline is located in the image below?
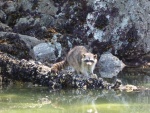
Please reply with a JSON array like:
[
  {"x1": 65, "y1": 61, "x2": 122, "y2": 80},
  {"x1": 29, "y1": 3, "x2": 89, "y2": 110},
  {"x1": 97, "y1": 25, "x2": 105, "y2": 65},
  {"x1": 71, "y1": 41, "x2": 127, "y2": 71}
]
[{"x1": 0, "y1": 51, "x2": 122, "y2": 90}]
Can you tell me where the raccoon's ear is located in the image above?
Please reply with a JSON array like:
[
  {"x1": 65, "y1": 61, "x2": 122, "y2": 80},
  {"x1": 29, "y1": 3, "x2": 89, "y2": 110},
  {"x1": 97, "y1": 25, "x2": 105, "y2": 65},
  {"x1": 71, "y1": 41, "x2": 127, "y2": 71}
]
[
  {"x1": 94, "y1": 54, "x2": 97, "y2": 59},
  {"x1": 82, "y1": 54, "x2": 86, "y2": 58}
]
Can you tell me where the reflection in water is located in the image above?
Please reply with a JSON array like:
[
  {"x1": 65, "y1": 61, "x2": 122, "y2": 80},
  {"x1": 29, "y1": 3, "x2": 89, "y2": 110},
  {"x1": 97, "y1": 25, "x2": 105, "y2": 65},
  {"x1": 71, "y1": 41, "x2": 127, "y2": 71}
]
[
  {"x1": 99, "y1": 66, "x2": 123, "y2": 78},
  {"x1": 0, "y1": 87, "x2": 149, "y2": 113},
  {"x1": 0, "y1": 67, "x2": 150, "y2": 113}
]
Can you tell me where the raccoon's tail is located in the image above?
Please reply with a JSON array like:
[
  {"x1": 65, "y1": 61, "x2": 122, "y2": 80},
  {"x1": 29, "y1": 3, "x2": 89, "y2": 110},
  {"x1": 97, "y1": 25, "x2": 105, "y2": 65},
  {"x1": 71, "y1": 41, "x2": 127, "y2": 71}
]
[{"x1": 50, "y1": 60, "x2": 68, "y2": 73}]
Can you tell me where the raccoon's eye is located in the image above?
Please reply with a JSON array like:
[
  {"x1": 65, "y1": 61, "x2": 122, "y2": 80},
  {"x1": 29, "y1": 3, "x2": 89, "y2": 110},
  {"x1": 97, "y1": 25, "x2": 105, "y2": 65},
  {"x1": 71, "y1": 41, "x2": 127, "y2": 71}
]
[
  {"x1": 94, "y1": 54, "x2": 97, "y2": 59},
  {"x1": 82, "y1": 54, "x2": 86, "y2": 58}
]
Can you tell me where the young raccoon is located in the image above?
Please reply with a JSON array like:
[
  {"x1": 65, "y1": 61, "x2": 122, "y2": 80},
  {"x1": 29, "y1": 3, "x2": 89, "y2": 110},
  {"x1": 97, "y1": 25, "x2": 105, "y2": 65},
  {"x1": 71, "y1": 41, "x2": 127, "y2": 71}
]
[{"x1": 51, "y1": 46, "x2": 97, "y2": 77}]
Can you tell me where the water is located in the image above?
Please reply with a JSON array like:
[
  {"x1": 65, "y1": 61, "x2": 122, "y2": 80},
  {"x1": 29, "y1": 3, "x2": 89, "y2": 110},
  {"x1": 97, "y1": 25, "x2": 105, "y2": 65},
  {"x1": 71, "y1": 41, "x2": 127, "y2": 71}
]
[{"x1": 0, "y1": 67, "x2": 150, "y2": 113}]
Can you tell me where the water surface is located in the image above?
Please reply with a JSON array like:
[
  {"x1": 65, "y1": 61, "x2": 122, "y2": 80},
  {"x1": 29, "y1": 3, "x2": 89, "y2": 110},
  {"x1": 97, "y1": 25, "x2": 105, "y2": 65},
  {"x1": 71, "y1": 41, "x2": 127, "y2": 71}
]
[{"x1": 0, "y1": 67, "x2": 150, "y2": 113}]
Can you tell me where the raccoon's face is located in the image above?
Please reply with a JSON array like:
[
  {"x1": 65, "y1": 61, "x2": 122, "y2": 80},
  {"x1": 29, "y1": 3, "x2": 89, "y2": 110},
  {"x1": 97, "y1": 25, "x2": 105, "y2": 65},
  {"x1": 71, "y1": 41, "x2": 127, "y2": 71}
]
[{"x1": 81, "y1": 53, "x2": 97, "y2": 66}]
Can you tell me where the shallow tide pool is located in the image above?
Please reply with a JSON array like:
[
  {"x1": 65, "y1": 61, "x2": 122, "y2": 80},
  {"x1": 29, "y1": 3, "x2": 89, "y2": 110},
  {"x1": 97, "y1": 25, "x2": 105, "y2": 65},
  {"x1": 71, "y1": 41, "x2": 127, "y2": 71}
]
[{"x1": 0, "y1": 67, "x2": 150, "y2": 113}]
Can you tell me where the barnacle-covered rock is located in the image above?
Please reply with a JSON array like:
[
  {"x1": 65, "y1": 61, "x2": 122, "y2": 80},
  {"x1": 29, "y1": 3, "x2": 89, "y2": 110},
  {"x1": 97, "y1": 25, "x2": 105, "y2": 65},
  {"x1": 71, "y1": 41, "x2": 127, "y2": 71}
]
[
  {"x1": 0, "y1": 52, "x2": 123, "y2": 90},
  {"x1": 2, "y1": 52, "x2": 149, "y2": 91},
  {"x1": 0, "y1": 32, "x2": 43, "y2": 59},
  {"x1": 13, "y1": 16, "x2": 50, "y2": 39}
]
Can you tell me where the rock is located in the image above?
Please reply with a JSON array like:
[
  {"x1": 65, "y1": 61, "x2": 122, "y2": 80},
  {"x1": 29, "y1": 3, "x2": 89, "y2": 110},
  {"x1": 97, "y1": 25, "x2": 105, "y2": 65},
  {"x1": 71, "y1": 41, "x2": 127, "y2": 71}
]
[
  {"x1": 51, "y1": 33, "x2": 62, "y2": 57},
  {"x1": 13, "y1": 16, "x2": 42, "y2": 36},
  {"x1": 36, "y1": 0, "x2": 58, "y2": 16},
  {"x1": 0, "y1": 22, "x2": 12, "y2": 32},
  {"x1": 19, "y1": 34, "x2": 43, "y2": 50},
  {"x1": 40, "y1": 14, "x2": 55, "y2": 27},
  {"x1": 0, "y1": 32, "x2": 43, "y2": 59},
  {"x1": 98, "y1": 52, "x2": 125, "y2": 78},
  {"x1": 0, "y1": 0, "x2": 150, "y2": 66},
  {"x1": 2, "y1": 1, "x2": 17, "y2": 14},
  {"x1": 13, "y1": 15, "x2": 55, "y2": 39},
  {"x1": 85, "y1": 0, "x2": 150, "y2": 64},
  {"x1": 119, "y1": 84, "x2": 138, "y2": 92},
  {"x1": 94, "y1": 14, "x2": 109, "y2": 29},
  {"x1": 32, "y1": 42, "x2": 62, "y2": 62},
  {"x1": 0, "y1": 52, "x2": 122, "y2": 90},
  {"x1": 18, "y1": 0, "x2": 33, "y2": 12},
  {"x1": 0, "y1": 10, "x2": 6, "y2": 22},
  {"x1": 18, "y1": 0, "x2": 58, "y2": 15}
]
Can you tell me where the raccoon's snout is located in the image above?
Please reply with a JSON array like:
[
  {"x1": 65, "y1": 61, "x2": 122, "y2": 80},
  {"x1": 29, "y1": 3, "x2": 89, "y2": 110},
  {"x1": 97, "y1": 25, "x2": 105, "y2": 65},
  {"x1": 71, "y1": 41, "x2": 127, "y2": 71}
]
[
  {"x1": 86, "y1": 62, "x2": 92, "y2": 65},
  {"x1": 84, "y1": 60, "x2": 94, "y2": 63}
]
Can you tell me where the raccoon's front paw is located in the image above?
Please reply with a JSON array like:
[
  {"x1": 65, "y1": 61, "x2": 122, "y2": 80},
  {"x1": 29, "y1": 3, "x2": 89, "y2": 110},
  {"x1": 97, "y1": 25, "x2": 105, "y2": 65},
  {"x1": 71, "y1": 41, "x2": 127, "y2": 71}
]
[{"x1": 91, "y1": 74, "x2": 98, "y2": 79}]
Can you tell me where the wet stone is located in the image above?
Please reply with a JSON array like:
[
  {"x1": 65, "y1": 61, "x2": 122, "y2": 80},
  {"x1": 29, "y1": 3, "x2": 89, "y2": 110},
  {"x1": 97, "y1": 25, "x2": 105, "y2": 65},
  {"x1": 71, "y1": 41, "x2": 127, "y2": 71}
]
[
  {"x1": 98, "y1": 52, "x2": 125, "y2": 78},
  {"x1": 46, "y1": 71, "x2": 122, "y2": 90},
  {"x1": 0, "y1": 10, "x2": 7, "y2": 22}
]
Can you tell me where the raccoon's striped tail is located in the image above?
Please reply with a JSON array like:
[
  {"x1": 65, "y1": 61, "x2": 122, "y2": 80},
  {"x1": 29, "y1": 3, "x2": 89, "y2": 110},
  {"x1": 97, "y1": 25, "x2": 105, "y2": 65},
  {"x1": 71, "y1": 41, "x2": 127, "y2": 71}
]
[{"x1": 50, "y1": 60, "x2": 68, "y2": 73}]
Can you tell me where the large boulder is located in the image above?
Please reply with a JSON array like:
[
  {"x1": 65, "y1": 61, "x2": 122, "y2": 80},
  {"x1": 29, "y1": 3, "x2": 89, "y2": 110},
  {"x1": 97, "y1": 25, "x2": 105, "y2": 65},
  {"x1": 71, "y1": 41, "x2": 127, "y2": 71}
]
[
  {"x1": 32, "y1": 42, "x2": 62, "y2": 62},
  {"x1": 0, "y1": 32, "x2": 43, "y2": 59},
  {"x1": 98, "y1": 52, "x2": 125, "y2": 78},
  {"x1": 86, "y1": 0, "x2": 150, "y2": 65}
]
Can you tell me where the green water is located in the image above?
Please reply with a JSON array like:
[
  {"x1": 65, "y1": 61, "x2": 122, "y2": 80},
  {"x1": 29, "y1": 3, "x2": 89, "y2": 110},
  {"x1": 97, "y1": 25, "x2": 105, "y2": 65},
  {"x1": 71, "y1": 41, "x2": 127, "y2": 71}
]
[{"x1": 0, "y1": 68, "x2": 150, "y2": 113}]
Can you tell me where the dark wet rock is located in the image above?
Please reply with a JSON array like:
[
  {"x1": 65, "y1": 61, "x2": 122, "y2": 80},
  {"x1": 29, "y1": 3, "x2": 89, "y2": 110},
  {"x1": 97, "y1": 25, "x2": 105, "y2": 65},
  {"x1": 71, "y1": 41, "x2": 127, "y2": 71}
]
[
  {"x1": 91, "y1": 39, "x2": 113, "y2": 57},
  {"x1": 56, "y1": 34, "x2": 85, "y2": 58},
  {"x1": 2, "y1": 1, "x2": 17, "y2": 14},
  {"x1": 40, "y1": 14, "x2": 55, "y2": 27},
  {"x1": 0, "y1": 32, "x2": 43, "y2": 59},
  {"x1": 35, "y1": 0, "x2": 58, "y2": 16},
  {"x1": 16, "y1": 0, "x2": 58, "y2": 15},
  {"x1": 117, "y1": 26, "x2": 144, "y2": 64},
  {"x1": 98, "y1": 52, "x2": 125, "y2": 78},
  {"x1": 95, "y1": 14, "x2": 109, "y2": 29},
  {"x1": 18, "y1": 0, "x2": 33, "y2": 11},
  {"x1": 56, "y1": 0, "x2": 93, "y2": 37},
  {"x1": 0, "y1": 52, "x2": 51, "y2": 82},
  {"x1": 0, "y1": 10, "x2": 7, "y2": 22},
  {"x1": 13, "y1": 16, "x2": 45, "y2": 38},
  {"x1": 0, "y1": 22, "x2": 12, "y2": 32}
]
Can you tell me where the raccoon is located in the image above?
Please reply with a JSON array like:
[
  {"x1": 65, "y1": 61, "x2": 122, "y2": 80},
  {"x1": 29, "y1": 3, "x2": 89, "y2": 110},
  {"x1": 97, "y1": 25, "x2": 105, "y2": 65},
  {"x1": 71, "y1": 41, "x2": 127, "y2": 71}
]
[{"x1": 51, "y1": 46, "x2": 97, "y2": 77}]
